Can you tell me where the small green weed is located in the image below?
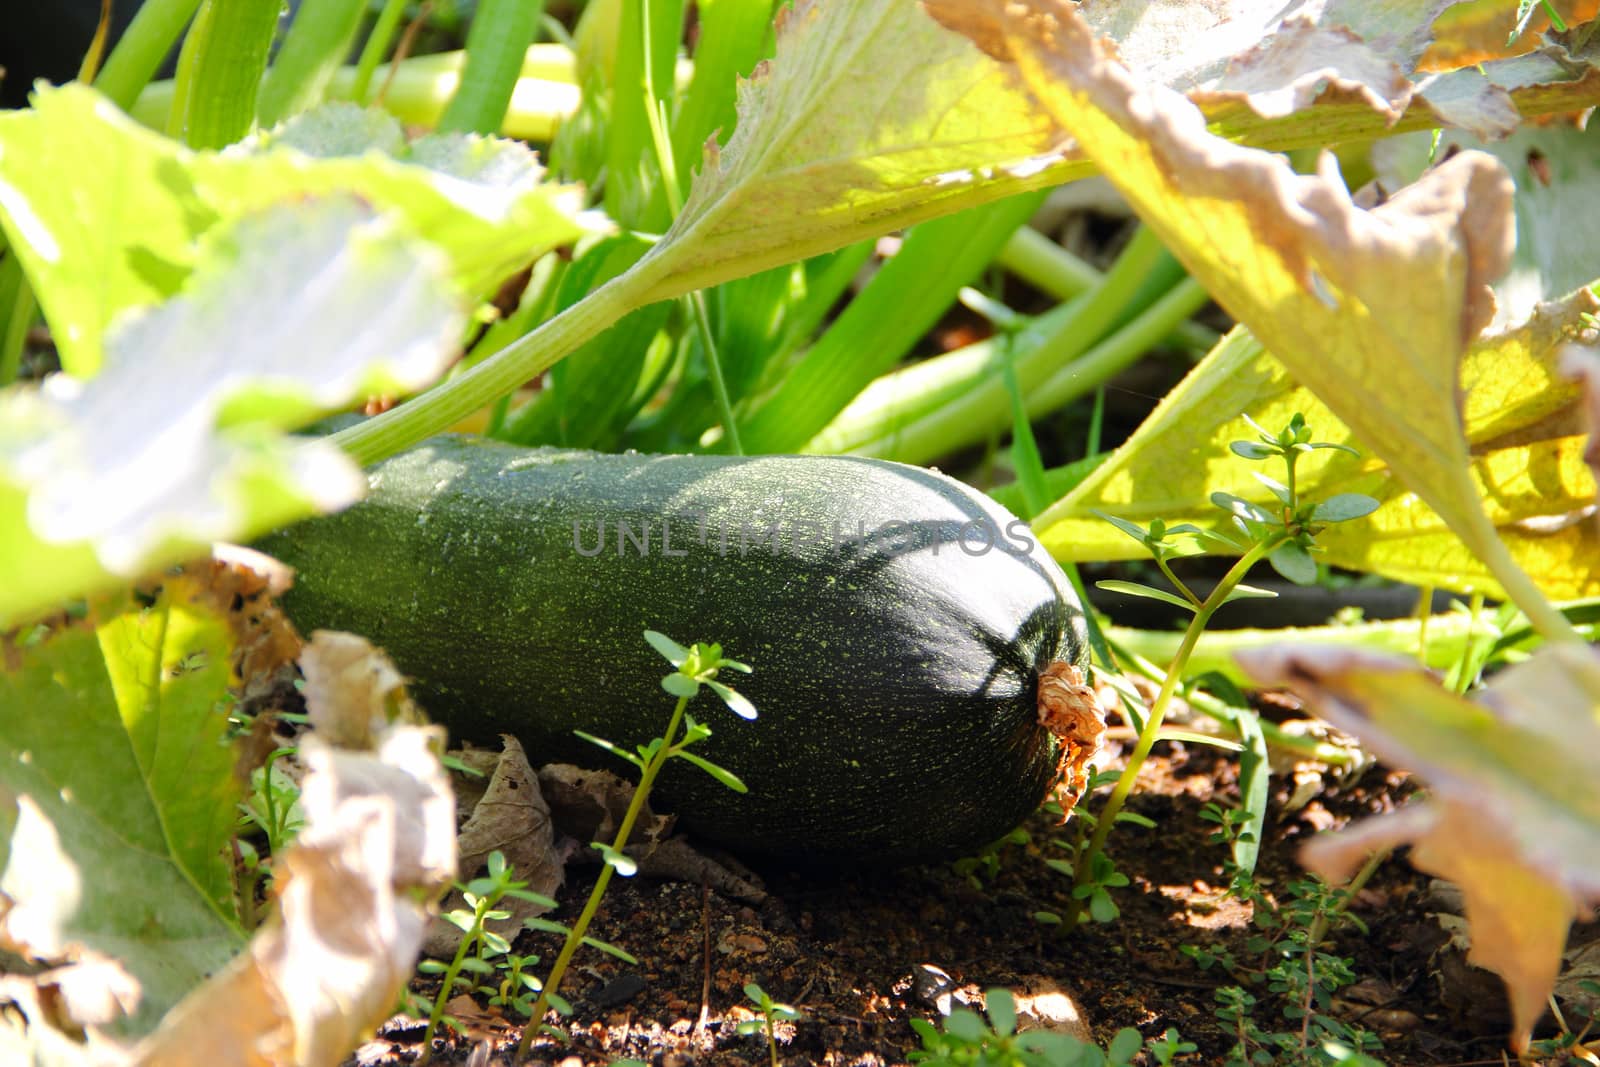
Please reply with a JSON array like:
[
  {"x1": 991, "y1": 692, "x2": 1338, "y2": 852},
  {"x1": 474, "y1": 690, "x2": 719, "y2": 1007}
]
[
  {"x1": 513, "y1": 629, "x2": 756, "y2": 1060},
  {"x1": 909, "y1": 988, "x2": 1191, "y2": 1066},
  {"x1": 1057, "y1": 414, "x2": 1378, "y2": 931},
  {"x1": 1182, "y1": 813, "x2": 1386, "y2": 1067},
  {"x1": 416, "y1": 849, "x2": 557, "y2": 1065},
  {"x1": 738, "y1": 982, "x2": 805, "y2": 1067}
]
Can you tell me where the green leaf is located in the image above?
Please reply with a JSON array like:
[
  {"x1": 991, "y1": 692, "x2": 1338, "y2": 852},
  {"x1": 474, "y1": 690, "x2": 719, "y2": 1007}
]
[
  {"x1": 1312, "y1": 494, "x2": 1381, "y2": 523},
  {"x1": 1094, "y1": 580, "x2": 1198, "y2": 614},
  {"x1": 661, "y1": 673, "x2": 701, "y2": 698},
  {"x1": 643, "y1": 629, "x2": 690, "y2": 666},
  {"x1": 573, "y1": 730, "x2": 646, "y2": 769},
  {"x1": 705, "y1": 677, "x2": 758, "y2": 720},
  {"x1": 1220, "y1": 584, "x2": 1279, "y2": 604},
  {"x1": 985, "y1": 989, "x2": 1017, "y2": 1036},
  {"x1": 1269, "y1": 541, "x2": 1319, "y2": 586},
  {"x1": 0, "y1": 197, "x2": 463, "y2": 626},
  {"x1": 0, "y1": 582, "x2": 244, "y2": 1035},
  {"x1": 944, "y1": 1008, "x2": 988, "y2": 1043},
  {"x1": 1229, "y1": 440, "x2": 1276, "y2": 460},
  {"x1": 673, "y1": 749, "x2": 750, "y2": 794},
  {"x1": 0, "y1": 86, "x2": 585, "y2": 375},
  {"x1": 580, "y1": 935, "x2": 639, "y2": 964},
  {"x1": 1107, "y1": 1027, "x2": 1144, "y2": 1065},
  {"x1": 593, "y1": 841, "x2": 638, "y2": 877}
]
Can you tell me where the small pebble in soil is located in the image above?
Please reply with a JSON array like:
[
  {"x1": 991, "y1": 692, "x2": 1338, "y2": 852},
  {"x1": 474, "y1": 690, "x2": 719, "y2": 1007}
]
[{"x1": 592, "y1": 973, "x2": 648, "y2": 1009}]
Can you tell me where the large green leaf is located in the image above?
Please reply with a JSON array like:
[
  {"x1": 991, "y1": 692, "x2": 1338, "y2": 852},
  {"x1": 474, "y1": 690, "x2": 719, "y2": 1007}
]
[
  {"x1": 0, "y1": 197, "x2": 464, "y2": 626},
  {"x1": 334, "y1": 0, "x2": 1600, "y2": 464},
  {"x1": 0, "y1": 86, "x2": 584, "y2": 376},
  {"x1": 0, "y1": 583, "x2": 245, "y2": 1037}
]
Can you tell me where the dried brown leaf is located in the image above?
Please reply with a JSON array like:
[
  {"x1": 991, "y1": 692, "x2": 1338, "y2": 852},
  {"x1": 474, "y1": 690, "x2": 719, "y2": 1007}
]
[
  {"x1": 1240, "y1": 644, "x2": 1600, "y2": 1051},
  {"x1": 127, "y1": 636, "x2": 455, "y2": 1067},
  {"x1": 424, "y1": 735, "x2": 561, "y2": 959}
]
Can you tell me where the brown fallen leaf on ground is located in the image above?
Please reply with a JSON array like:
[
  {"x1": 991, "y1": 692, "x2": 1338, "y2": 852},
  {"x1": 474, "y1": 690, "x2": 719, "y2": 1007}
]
[{"x1": 423, "y1": 735, "x2": 562, "y2": 959}]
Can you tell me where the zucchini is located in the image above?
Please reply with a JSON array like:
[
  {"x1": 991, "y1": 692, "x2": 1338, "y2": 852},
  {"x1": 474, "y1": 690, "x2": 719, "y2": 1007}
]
[{"x1": 257, "y1": 436, "x2": 1091, "y2": 864}]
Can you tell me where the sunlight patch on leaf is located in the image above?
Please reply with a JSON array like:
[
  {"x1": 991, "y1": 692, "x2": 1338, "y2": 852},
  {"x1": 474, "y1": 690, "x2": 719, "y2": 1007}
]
[
  {"x1": 1036, "y1": 291, "x2": 1600, "y2": 598},
  {"x1": 1238, "y1": 643, "x2": 1600, "y2": 1052},
  {"x1": 631, "y1": 0, "x2": 1080, "y2": 301},
  {"x1": 0, "y1": 581, "x2": 245, "y2": 1037},
  {"x1": 0, "y1": 197, "x2": 464, "y2": 627},
  {"x1": 0, "y1": 86, "x2": 586, "y2": 375}
]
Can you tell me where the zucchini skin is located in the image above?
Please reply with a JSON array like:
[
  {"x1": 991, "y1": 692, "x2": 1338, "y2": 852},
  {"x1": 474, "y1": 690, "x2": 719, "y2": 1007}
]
[{"x1": 257, "y1": 436, "x2": 1087, "y2": 864}]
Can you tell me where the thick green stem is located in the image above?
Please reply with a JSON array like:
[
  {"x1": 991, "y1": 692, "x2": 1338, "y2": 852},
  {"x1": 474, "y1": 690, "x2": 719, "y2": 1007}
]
[
  {"x1": 438, "y1": 0, "x2": 547, "y2": 134},
  {"x1": 1064, "y1": 538, "x2": 1279, "y2": 931},
  {"x1": 516, "y1": 696, "x2": 691, "y2": 1060},
  {"x1": 812, "y1": 271, "x2": 1209, "y2": 464},
  {"x1": 996, "y1": 226, "x2": 1218, "y2": 353},
  {"x1": 332, "y1": 266, "x2": 656, "y2": 465},
  {"x1": 95, "y1": 0, "x2": 204, "y2": 110},
  {"x1": 256, "y1": 0, "x2": 369, "y2": 126},
  {"x1": 0, "y1": 258, "x2": 34, "y2": 387},
  {"x1": 167, "y1": 0, "x2": 279, "y2": 148},
  {"x1": 1476, "y1": 531, "x2": 1584, "y2": 645},
  {"x1": 348, "y1": 0, "x2": 409, "y2": 104}
]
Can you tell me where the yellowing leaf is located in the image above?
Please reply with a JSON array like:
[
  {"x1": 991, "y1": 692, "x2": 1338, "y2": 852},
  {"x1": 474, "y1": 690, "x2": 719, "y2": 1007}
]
[
  {"x1": 1037, "y1": 291, "x2": 1600, "y2": 598},
  {"x1": 336, "y1": 0, "x2": 1600, "y2": 464},
  {"x1": 1238, "y1": 644, "x2": 1600, "y2": 1051},
  {"x1": 941, "y1": 0, "x2": 1577, "y2": 629},
  {"x1": 1422, "y1": 0, "x2": 1600, "y2": 69}
]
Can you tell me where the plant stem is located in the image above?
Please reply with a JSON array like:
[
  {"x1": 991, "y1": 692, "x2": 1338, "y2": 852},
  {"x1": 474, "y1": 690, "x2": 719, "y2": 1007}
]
[
  {"x1": 1475, "y1": 530, "x2": 1584, "y2": 645},
  {"x1": 517, "y1": 695, "x2": 692, "y2": 1060},
  {"x1": 419, "y1": 896, "x2": 490, "y2": 1066},
  {"x1": 332, "y1": 265, "x2": 655, "y2": 465},
  {"x1": 0, "y1": 258, "x2": 34, "y2": 387},
  {"x1": 1306, "y1": 847, "x2": 1389, "y2": 948},
  {"x1": 348, "y1": 0, "x2": 409, "y2": 104},
  {"x1": 95, "y1": 0, "x2": 204, "y2": 111},
  {"x1": 1063, "y1": 537, "x2": 1279, "y2": 932},
  {"x1": 256, "y1": 0, "x2": 370, "y2": 126},
  {"x1": 167, "y1": 0, "x2": 279, "y2": 148},
  {"x1": 996, "y1": 225, "x2": 1218, "y2": 353},
  {"x1": 438, "y1": 0, "x2": 547, "y2": 134},
  {"x1": 636, "y1": 2, "x2": 743, "y2": 455}
]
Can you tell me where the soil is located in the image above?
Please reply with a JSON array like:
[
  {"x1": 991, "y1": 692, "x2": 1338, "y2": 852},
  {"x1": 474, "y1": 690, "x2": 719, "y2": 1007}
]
[{"x1": 348, "y1": 727, "x2": 1600, "y2": 1067}]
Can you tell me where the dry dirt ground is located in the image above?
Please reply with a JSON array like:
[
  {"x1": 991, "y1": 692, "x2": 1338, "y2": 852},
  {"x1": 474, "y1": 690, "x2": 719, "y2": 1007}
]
[{"x1": 347, "y1": 725, "x2": 1600, "y2": 1067}]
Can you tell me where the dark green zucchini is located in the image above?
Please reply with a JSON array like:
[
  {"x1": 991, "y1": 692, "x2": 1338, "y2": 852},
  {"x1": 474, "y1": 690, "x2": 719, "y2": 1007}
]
[{"x1": 257, "y1": 436, "x2": 1090, "y2": 864}]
